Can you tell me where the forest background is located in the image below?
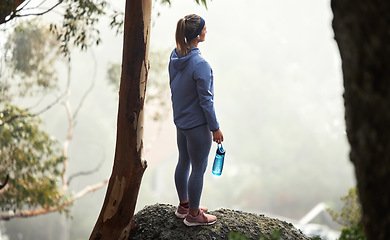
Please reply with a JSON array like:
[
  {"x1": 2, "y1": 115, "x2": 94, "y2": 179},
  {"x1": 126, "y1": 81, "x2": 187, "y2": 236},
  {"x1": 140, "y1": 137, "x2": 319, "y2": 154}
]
[{"x1": 0, "y1": 0, "x2": 355, "y2": 239}]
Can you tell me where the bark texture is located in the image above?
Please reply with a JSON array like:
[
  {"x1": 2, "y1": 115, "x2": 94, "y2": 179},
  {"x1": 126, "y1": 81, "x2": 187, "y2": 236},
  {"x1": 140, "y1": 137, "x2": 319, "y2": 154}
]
[
  {"x1": 0, "y1": 0, "x2": 25, "y2": 24},
  {"x1": 331, "y1": 1, "x2": 390, "y2": 239},
  {"x1": 89, "y1": 0, "x2": 151, "y2": 239}
]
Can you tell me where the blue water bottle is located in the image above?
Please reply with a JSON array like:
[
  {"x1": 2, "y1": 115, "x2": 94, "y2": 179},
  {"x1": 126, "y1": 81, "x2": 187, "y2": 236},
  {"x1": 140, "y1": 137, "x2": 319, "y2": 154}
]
[{"x1": 212, "y1": 144, "x2": 225, "y2": 176}]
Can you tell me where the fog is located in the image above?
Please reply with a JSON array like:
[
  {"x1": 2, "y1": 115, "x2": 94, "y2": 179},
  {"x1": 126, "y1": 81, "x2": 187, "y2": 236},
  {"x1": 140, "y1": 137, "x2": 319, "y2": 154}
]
[{"x1": 1, "y1": 0, "x2": 355, "y2": 239}]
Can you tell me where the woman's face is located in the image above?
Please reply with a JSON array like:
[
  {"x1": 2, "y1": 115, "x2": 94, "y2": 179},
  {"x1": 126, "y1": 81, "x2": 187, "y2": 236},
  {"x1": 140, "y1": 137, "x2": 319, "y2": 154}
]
[{"x1": 198, "y1": 24, "x2": 207, "y2": 42}]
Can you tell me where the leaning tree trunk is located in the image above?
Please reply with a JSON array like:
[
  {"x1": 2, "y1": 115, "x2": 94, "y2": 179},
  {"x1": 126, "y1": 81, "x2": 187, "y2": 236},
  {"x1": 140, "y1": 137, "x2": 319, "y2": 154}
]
[
  {"x1": 90, "y1": 0, "x2": 151, "y2": 239},
  {"x1": 331, "y1": 1, "x2": 390, "y2": 239}
]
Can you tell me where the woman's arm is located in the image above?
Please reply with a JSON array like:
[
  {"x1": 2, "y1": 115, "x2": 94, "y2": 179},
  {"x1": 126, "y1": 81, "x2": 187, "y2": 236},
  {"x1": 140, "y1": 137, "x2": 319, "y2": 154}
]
[{"x1": 194, "y1": 61, "x2": 220, "y2": 131}]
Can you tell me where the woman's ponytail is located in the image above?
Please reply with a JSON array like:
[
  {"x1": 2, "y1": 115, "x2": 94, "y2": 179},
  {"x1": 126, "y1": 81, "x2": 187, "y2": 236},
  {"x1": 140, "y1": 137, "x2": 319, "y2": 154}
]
[
  {"x1": 175, "y1": 14, "x2": 202, "y2": 56},
  {"x1": 175, "y1": 18, "x2": 188, "y2": 56}
]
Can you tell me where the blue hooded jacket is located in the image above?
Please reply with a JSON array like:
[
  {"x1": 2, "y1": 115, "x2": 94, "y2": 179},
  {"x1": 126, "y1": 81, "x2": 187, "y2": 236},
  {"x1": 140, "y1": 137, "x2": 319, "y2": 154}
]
[{"x1": 169, "y1": 47, "x2": 219, "y2": 131}]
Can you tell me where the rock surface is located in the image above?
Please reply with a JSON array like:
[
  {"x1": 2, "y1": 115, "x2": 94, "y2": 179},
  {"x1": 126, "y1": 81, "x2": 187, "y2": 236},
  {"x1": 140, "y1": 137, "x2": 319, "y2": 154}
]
[{"x1": 131, "y1": 203, "x2": 316, "y2": 240}]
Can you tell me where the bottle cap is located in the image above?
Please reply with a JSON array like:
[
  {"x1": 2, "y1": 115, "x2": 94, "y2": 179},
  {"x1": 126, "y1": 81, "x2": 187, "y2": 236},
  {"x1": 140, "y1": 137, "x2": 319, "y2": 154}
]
[{"x1": 217, "y1": 144, "x2": 225, "y2": 155}]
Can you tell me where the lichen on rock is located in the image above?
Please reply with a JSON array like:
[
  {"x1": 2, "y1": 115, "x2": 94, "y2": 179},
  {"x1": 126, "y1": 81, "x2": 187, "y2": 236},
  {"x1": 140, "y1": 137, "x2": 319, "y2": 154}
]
[{"x1": 131, "y1": 203, "x2": 316, "y2": 240}]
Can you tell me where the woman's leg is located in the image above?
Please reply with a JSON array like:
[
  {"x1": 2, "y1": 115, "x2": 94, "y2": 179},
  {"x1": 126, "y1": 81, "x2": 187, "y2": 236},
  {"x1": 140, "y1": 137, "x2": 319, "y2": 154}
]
[
  {"x1": 185, "y1": 124, "x2": 212, "y2": 213},
  {"x1": 174, "y1": 127, "x2": 191, "y2": 203}
]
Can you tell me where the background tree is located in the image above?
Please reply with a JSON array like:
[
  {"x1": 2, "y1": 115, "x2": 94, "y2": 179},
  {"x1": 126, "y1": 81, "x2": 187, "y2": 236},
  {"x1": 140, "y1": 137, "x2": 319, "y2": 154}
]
[
  {"x1": 2, "y1": 20, "x2": 59, "y2": 101},
  {"x1": 328, "y1": 187, "x2": 362, "y2": 228},
  {"x1": 0, "y1": 0, "x2": 109, "y2": 56},
  {"x1": 0, "y1": 20, "x2": 107, "y2": 220},
  {"x1": 331, "y1": 1, "x2": 390, "y2": 239},
  {"x1": 0, "y1": 0, "x2": 174, "y2": 228},
  {"x1": 328, "y1": 187, "x2": 366, "y2": 239},
  {"x1": 0, "y1": 105, "x2": 65, "y2": 217}
]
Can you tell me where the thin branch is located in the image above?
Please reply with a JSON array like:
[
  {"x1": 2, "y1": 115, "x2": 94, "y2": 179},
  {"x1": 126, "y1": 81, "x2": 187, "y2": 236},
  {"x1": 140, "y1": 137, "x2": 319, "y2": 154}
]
[
  {"x1": 0, "y1": 175, "x2": 9, "y2": 190},
  {"x1": 15, "y1": 0, "x2": 64, "y2": 19},
  {"x1": 0, "y1": 179, "x2": 108, "y2": 221},
  {"x1": 28, "y1": 93, "x2": 48, "y2": 109},
  {"x1": 73, "y1": 50, "x2": 97, "y2": 120},
  {"x1": 19, "y1": 0, "x2": 33, "y2": 11},
  {"x1": 0, "y1": 92, "x2": 66, "y2": 127},
  {"x1": 0, "y1": 113, "x2": 28, "y2": 127},
  {"x1": 67, "y1": 156, "x2": 104, "y2": 186},
  {"x1": 74, "y1": 179, "x2": 108, "y2": 200},
  {"x1": 61, "y1": 61, "x2": 73, "y2": 190},
  {"x1": 26, "y1": 0, "x2": 49, "y2": 10},
  {"x1": 32, "y1": 91, "x2": 66, "y2": 115}
]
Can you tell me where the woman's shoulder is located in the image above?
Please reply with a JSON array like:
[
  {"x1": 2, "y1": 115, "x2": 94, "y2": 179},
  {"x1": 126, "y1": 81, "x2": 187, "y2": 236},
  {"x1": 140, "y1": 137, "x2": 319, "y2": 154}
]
[
  {"x1": 190, "y1": 49, "x2": 209, "y2": 64},
  {"x1": 193, "y1": 54, "x2": 211, "y2": 69},
  {"x1": 192, "y1": 56, "x2": 212, "y2": 78}
]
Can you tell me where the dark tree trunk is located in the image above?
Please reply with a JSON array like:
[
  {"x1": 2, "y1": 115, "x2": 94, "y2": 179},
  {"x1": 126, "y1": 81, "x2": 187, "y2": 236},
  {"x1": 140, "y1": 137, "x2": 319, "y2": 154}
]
[
  {"x1": 89, "y1": 0, "x2": 151, "y2": 239},
  {"x1": 331, "y1": 1, "x2": 390, "y2": 239},
  {"x1": 0, "y1": 0, "x2": 25, "y2": 24}
]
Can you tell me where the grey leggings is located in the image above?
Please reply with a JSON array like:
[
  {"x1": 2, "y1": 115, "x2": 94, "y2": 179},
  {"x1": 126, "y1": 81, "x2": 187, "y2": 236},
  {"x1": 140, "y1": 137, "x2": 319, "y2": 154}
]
[{"x1": 175, "y1": 124, "x2": 212, "y2": 210}]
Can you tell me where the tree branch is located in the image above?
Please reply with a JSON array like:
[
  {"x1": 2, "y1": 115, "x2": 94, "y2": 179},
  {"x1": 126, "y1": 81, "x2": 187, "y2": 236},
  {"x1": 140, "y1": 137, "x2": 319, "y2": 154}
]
[
  {"x1": 16, "y1": 0, "x2": 64, "y2": 19},
  {"x1": 0, "y1": 179, "x2": 108, "y2": 221},
  {"x1": 0, "y1": 175, "x2": 9, "y2": 190},
  {"x1": 62, "y1": 51, "x2": 96, "y2": 188},
  {"x1": 73, "y1": 50, "x2": 97, "y2": 120},
  {"x1": 61, "y1": 62, "x2": 73, "y2": 190},
  {"x1": 0, "y1": 91, "x2": 66, "y2": 127},
  {"x1": 0, "y1": 113, "x2": 29, "y2": 127},
  {"x1": 24, "y1": 0, "x2": 48, "y2": 10},
  {"x1": 74, "y1": 179, "x2": 108, "y2": 200},
  {"x1": 33, "y1": 92, "x2": 67, "y2": 115},
  {"x1": 0, "y1": 0, "x2": 64, "y2": 24},
  {"x1": 67, "y1": 157, "x2": 104, "y2": 186}
]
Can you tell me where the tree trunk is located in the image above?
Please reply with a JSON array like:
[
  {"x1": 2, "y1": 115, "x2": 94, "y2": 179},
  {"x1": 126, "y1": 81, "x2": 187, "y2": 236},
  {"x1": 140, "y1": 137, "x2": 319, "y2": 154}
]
[
  {"x1": 89, "y1": 0, "x2": 151, "y2": 239},
  {"x1": 331, "y1": 1, "x2": 390, "y2": 239},
  {"x1": 0, "y1": 0, "x2": 25, "y2": 24}
]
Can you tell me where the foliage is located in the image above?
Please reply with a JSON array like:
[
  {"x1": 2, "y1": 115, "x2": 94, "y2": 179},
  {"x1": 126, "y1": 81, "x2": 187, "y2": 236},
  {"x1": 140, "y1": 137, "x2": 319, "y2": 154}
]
[
  {"x1": 195, "y1": 0, "x2": 209, "y2": 9},
  {"x1": 3, "y1": 20, "x2": 61, "y2": 100},
  {"x1": 228, "y1": 229, "x2": 284, "y2": 240},
  {"x1": 228, "y1": 231, "x2": 250, "y2": 240},
  {"x1": 1, "y1": 0, "x2": 209, "y2": 56},
  {"x1": 259, "y1": 229, "x2": 283, "y2": 240},
  {"x1": 0, "y1": 105, "x2": 67, "y2": 212},
  {"x1": 109, "y1": 0, "x2": 207, "y2": 34},
  {"x1": 157, "y1": 0, "x2": 208, "y2": 9},
  {"x1": 109, "y1": 10, "x2": 124, "y2": 35},
  {"x1": 338, "y1": 224, "x2": 366, "y2": 240},
  {"x1": 50, "y1": 0, "x2": 107, "y2": 55},
  {"x1": 328, "y1": 187, "x2": 362, "y2": 227},
  {"x1": 327, "y1": 187, "x2": 366, "y2": 240},
  {"x1": 106, "y1": 62, "x2": 121, "y2": 91},
  {"x1": 50, "y1": 0, "x2": 175, "y2": 55}
]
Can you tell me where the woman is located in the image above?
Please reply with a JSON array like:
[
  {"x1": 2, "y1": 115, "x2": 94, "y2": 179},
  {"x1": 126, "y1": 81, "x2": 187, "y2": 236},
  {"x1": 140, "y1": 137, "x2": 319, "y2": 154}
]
[{"x1": 169, "y1": 14, "x2": 224, "y2": 226}]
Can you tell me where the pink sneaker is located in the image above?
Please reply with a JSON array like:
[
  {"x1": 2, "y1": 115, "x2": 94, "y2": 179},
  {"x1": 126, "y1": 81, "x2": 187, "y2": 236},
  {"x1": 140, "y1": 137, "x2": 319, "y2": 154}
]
[
  {"x1": 175, "y1": 205, "x2": 208, "y2": 219},
  {"x1": 183, "y1": 209, "x2": 217, "y2": 226}
]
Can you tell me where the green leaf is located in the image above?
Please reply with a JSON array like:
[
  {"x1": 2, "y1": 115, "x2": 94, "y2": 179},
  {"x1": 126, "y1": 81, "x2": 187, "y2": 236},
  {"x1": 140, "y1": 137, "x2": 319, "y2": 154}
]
[
  {"x1": 0, "y1": 105, "x2": 67, "y2": 212},
  {"x1": 195, "y1": 0, "x2": 209, "y2": 9}
]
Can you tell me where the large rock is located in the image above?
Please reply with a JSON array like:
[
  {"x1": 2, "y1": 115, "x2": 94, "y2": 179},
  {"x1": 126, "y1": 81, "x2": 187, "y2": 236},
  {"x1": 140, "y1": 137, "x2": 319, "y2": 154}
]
[{"x1": 131, "y1": 203, "x2": 316, "y2": 239}]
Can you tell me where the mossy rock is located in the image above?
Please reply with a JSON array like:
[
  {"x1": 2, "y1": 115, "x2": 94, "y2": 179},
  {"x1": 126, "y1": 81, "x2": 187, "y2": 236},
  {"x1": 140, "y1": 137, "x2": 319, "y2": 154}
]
[{"x1": 131, "y1": 203, "x2": 316, "y2": 240}]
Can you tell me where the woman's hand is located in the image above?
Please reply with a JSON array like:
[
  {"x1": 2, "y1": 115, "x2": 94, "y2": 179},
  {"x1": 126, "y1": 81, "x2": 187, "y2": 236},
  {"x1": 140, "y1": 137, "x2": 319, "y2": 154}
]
[{"x1": 212, "y1": 129, "x2": 224, "y2": 144}]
